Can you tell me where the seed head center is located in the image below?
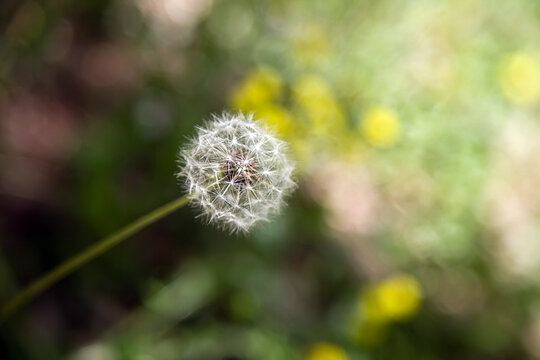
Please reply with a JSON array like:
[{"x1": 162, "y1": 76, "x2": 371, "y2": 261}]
[{"x1": 225, "y1": 152, "x2": 259, "y2": 188}]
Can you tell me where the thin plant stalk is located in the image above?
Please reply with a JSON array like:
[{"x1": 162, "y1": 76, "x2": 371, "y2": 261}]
[{"x1": 0, "y1": 195, "x2": 189, "y2": 324}]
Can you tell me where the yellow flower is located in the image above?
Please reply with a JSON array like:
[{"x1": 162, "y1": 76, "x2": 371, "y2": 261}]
[
  {"x1": 361, "y1": 274, "x2": 422, "y2": 323},
  {"x1": 305, "y1": 343, "x2": 348, "y2": 360},
  {"x1": 292, "y1": 74, "x2": 332, "y2": 108},
  {"x1": 292, "y1": 74, "x2": 345, "y2": 136},
  {"x1": 360, "y1": 106, "x2": 400, "y2": 148},
  {"x1": 230, "y1": 68, "x2": 283, "y2": 112},
  {"x1": 499, "y1": 52, "x2": 540, "y2": 105},
  {"x1": 253, "y1": 104, "x2": 294, "y2": 135}
]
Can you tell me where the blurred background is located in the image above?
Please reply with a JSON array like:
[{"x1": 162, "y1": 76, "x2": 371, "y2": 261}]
[{"x1": 2, "y1": 0, "x2": 540, "y2": 358}]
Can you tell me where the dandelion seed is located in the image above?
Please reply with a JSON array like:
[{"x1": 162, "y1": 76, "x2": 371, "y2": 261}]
[{"x1": 178, "y1": 112, "x2": 295, "y2": 232}]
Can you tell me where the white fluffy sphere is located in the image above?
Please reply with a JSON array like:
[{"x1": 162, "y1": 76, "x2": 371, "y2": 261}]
[{"x1": 178, "y1": 113, "x2": 295, "y2": 232}]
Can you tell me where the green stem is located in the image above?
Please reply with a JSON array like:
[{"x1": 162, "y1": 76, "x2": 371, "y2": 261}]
[{"x1": 0, "y1": 196, "x2": 189, "y2": 324}]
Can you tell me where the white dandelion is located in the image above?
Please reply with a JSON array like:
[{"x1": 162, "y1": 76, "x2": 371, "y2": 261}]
[{"x1": 178, "y1": 112, "x2": 296, "y2": 232}]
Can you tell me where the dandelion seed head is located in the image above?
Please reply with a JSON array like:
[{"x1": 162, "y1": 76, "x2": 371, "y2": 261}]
[{"x1": 178, "y1": 112, "x2": 295, "y2": 232}]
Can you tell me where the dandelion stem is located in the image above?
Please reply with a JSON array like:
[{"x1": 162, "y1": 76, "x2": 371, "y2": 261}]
[{"x1": 0, "y1": 195, "x2": 189, "y2": 324}]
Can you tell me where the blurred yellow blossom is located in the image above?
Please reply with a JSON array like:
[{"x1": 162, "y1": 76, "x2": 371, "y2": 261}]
[
  {"x1": 349, "y1": 274, "x2": 421, "y2": 348},
  {"x1": 361, "y1": 273, "x2": 422, "y2": 323},
  {"x1": 305, "y1": 343, "x2": 348, "y2": 360},
  {"x1": 360, "y1": 106, "x2": 400, "y2": 148},
  {"x1": 499, "y1": 52, "x2": 540, "y2": 105},
  {"x1": 292, "y1": 74, "x2": 345, "y2": 137},
  {"x1": 292, "y1": 74, "x2": 333, "y2": 108},
  {"x1": 230, "y1": 67, "x2": 284, "y2": 112},
  {"x1": 254, "y1": 104, "x2": 294, "y2": 135}
]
